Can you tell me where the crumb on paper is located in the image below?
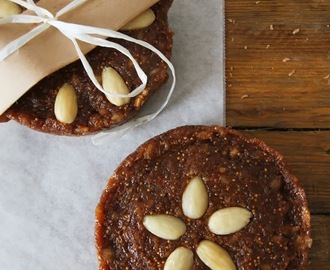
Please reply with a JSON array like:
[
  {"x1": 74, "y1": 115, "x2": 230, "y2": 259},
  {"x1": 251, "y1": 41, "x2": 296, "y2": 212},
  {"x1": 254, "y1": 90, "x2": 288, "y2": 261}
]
[
  {"x1": 241, "y1": 94, "x2": 249, "y2": 99},
  {"x1": 283, "y1": 58, "x2": 291, "y2": 62},
  {"x1": 293, "y1": 28, "x2": 300, "y2": 35},
  {"x1": 288, "y1": 70, "x2": 295, "y2": 77},
  {"x1": 270, "y1": 24, "x2": 274, "y2": 31},
  {"x1": 266, "y1": 45, "x2": 270, "y2": 49}
]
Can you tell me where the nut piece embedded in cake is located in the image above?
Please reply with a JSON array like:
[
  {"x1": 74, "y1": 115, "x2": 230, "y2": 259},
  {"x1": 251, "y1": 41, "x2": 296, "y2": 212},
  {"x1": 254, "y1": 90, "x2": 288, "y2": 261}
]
[
  {"x1": 208, "y1": 207, "x2": 252, "y2": 235},
  {"x1": 120, "y1": 9, "x2": 156, "y2": 31},
  {"x1": 54, "y1": 83, "x2": 78, "y2": 124},
  {"x1": 164, "y1": 246, "x2": 194, "y2": 270},
  {"x1": 0, "y1": 0, "x2": 22, "y2": 18},
  {"x1": 196, "y1": 240, "x2": 237, "y2": 270},
  {"x1": 143, "y1": 214, "x2": 186, "y2": 240},
  {"x1": 102, "y1": 67, "x2": 130, "y2": 106},
  {"x1": 182, "y1": 176, "x2": 208, "y2": 219}
]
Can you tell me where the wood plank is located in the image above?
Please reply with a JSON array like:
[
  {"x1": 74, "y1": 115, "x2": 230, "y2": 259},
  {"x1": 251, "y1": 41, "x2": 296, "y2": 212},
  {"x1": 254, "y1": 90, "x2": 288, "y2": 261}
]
[
  {"x1": 309, "y1": 215, "x2": 330, "y2": 269},
  {"x1": 225, "y1": 0, "x2": 330, "y2": 128},
  {"x1": 241, "y1": 130, "x2": 330, "y2": 214},
  {"x1": 225, "y1": 1, "x2": 330, "y2": 268}
]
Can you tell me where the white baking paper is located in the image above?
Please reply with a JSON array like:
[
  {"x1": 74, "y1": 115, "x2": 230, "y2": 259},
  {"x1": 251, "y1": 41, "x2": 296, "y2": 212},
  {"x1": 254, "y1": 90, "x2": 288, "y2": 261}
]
[{"x1": 0, "y1": 0, "x2": 225, "y2": 269}]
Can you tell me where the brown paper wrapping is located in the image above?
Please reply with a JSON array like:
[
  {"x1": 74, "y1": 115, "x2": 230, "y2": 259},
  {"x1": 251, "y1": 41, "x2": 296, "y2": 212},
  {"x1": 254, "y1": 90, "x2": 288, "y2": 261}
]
[{"x1": 0, "y1": 0, "x2": 159, "y2": 115}]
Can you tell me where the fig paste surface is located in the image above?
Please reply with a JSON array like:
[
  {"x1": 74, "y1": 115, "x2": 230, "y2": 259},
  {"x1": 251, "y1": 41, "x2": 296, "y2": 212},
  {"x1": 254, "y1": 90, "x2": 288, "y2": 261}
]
[
  {"x1": 95, "y1": 125, "x2": 312, "y2": 270},
  {"x1": 2, "y1": 0, "x2": 173, "y2": 136}
]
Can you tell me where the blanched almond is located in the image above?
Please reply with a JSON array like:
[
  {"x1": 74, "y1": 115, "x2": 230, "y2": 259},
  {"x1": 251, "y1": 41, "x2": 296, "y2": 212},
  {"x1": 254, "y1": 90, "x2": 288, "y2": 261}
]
[
  {"x1": 54, "y1": 83, "x2": 78, "y2": 124},
  {"x1": 196, "y1": 240, "x2": 236, "y2": 270},
  {"x1": 0, "y1": 0, "x2": 22, "y2": 17},
  {"x1": 208, "y1": 207, "x2": 252, "y2": 235},
  {"x1": 182, "y1": 176, "x2": 208, "y2": 219},
  {"x1": 102, "y1": 67, "x2": 130, "y2": 106},
  {"x1": 143, "y1": 214, "x2": 186, "y2": 240},
  {"x1": 120, "y1": 9, "x2": 155, "y2": 31},
  {"x1": 164, "y1": 247, "x2": 194, "y2": 270}
]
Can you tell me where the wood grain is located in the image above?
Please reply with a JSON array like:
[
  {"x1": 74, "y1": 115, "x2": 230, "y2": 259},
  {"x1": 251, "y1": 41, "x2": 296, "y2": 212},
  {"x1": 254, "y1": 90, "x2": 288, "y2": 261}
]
[
  {"x1": 225, "y1": 0, "x2": 330, "y2": 128},
  {"x1": 225, "y1": 0, "x2": 330, "y2": 268},
  {"x1": 309, "y1": 215, "x2": 330, "y2": 269}
]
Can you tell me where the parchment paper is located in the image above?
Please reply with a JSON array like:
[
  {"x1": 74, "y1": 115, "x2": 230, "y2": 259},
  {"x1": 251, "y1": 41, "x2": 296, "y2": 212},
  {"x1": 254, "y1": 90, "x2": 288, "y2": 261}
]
[{"x1": 0, "y1": 0, "x2": 225, "y2": 269}]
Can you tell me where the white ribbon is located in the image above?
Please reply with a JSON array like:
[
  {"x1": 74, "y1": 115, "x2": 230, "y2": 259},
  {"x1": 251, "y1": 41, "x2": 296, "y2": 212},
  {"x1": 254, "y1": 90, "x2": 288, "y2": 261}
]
[{"x1": 0, "y1": 0, "x2": 176, "y2": 144}]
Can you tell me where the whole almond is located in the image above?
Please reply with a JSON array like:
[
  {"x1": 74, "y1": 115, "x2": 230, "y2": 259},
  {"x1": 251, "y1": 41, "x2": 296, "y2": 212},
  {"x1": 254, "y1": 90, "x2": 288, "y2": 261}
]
[
  {"x1": 164, "y1": 247, "x2": 194, "y2": 270},
  {"x1": 102, "y1": 67, "x2": 130, "y2": 106},
  {"x1": 208, "y1": 207, "x2": 252, "y2": 235},
  {"x1": 54, "y1": 83, "x2": 78, "y2": 124},
  {"x1": 120, "y1": 9, "x2": 155, "y2": 31},
  {"x1": 0, "y1": 0, "x2": 22, "y2": 17},
  {"x1": 182, "y1": 176, "x2": 208, "y2": 219},
  {"x1": 143, "y1": 214, "x2": 186, "y2": 240},
  {"x1": 196, "y1": 240, "x2": 237, "y2": 270}
]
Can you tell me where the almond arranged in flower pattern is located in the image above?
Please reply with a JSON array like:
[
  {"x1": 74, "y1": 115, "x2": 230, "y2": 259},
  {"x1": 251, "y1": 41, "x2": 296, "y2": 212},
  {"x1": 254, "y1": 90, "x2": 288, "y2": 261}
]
[
  {"x1": 120, "y1": 9, "x2": 156, "y2": 31},
  {"x1": 0, "y1": 0, "x2": 22, "y2": 18},
  {"x1": 96, "y1": 126, "x2": 311, "y2": 270},
  {"x1": 102, "y1": 67, "x2": 130, "y2": 106},
  {"x1": 208, "y1": 207, "x2": 252, "y2": 235},
  {"x1": 182, "y1": 176, "x2": 208, "y2": 219},
  {"x1": 54, "y1": 83, "x2": 78, "y2": 124},
  {"x1": 196, "y1": 240, "x2": 237, "y2": 270},
  {"x1": 164, "y1": 246, "x2": 194, "y2": 270},
  {"x1": 143, "y1": 214, "x2": 186, "y2": 240}
]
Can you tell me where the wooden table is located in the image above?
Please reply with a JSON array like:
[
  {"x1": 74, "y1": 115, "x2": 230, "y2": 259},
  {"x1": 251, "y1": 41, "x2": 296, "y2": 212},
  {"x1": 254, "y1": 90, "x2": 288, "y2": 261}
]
[{"x1": 225, "y1": 0, "x2": 330, "y2": 268}]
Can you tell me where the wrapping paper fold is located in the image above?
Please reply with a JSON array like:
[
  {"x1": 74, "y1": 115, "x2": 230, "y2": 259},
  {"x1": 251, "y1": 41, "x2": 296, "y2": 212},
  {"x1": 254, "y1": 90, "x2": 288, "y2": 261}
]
[{"x1": 0, "y1": 0, "x2": 159, "y2": 114}]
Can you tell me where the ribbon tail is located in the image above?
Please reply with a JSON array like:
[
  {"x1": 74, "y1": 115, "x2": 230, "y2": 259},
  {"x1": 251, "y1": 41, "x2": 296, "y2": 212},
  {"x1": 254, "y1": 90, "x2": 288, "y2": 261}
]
[
  {"x1": 74, "y1": 33, "x2": 148, "y2": 97},
  {"x1": 92, "y1": 68, "x2": 176, "y2": 146},
  {"x1": 50, "y1": 20, "x2": 148, "y2": 98},
  {"x1": 0, "y1": 14, "x2": 45, "y2": 25},
  {"x1": 92, "y1": 113, "x2": 154, "y2": 145}
]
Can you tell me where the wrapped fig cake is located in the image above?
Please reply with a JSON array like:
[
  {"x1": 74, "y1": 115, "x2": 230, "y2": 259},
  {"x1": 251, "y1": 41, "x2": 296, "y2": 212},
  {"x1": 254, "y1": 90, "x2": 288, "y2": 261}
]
[{"x1": 0, "y1": 0, "x2": 174, "y2": 136}]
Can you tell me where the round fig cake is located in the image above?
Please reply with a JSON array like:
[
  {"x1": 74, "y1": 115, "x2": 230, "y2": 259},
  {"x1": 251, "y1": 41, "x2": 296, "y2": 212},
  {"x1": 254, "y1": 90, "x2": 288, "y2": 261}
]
[
  {"x1": 95, "y1": 125, "x2": 312, "y2": 270},
  {"x1": 1, "y1": 0, "x2": 174, "y2": 135}
]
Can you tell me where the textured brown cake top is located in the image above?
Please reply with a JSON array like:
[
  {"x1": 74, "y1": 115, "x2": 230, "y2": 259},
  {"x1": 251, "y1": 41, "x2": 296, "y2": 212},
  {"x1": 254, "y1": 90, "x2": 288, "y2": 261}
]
[
  {"x1": 1, "y1": 0, "x2": 173, "y2": 136},
  {"x1": 95, "y1": 125, "x2": 312, "y2": 270}
]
